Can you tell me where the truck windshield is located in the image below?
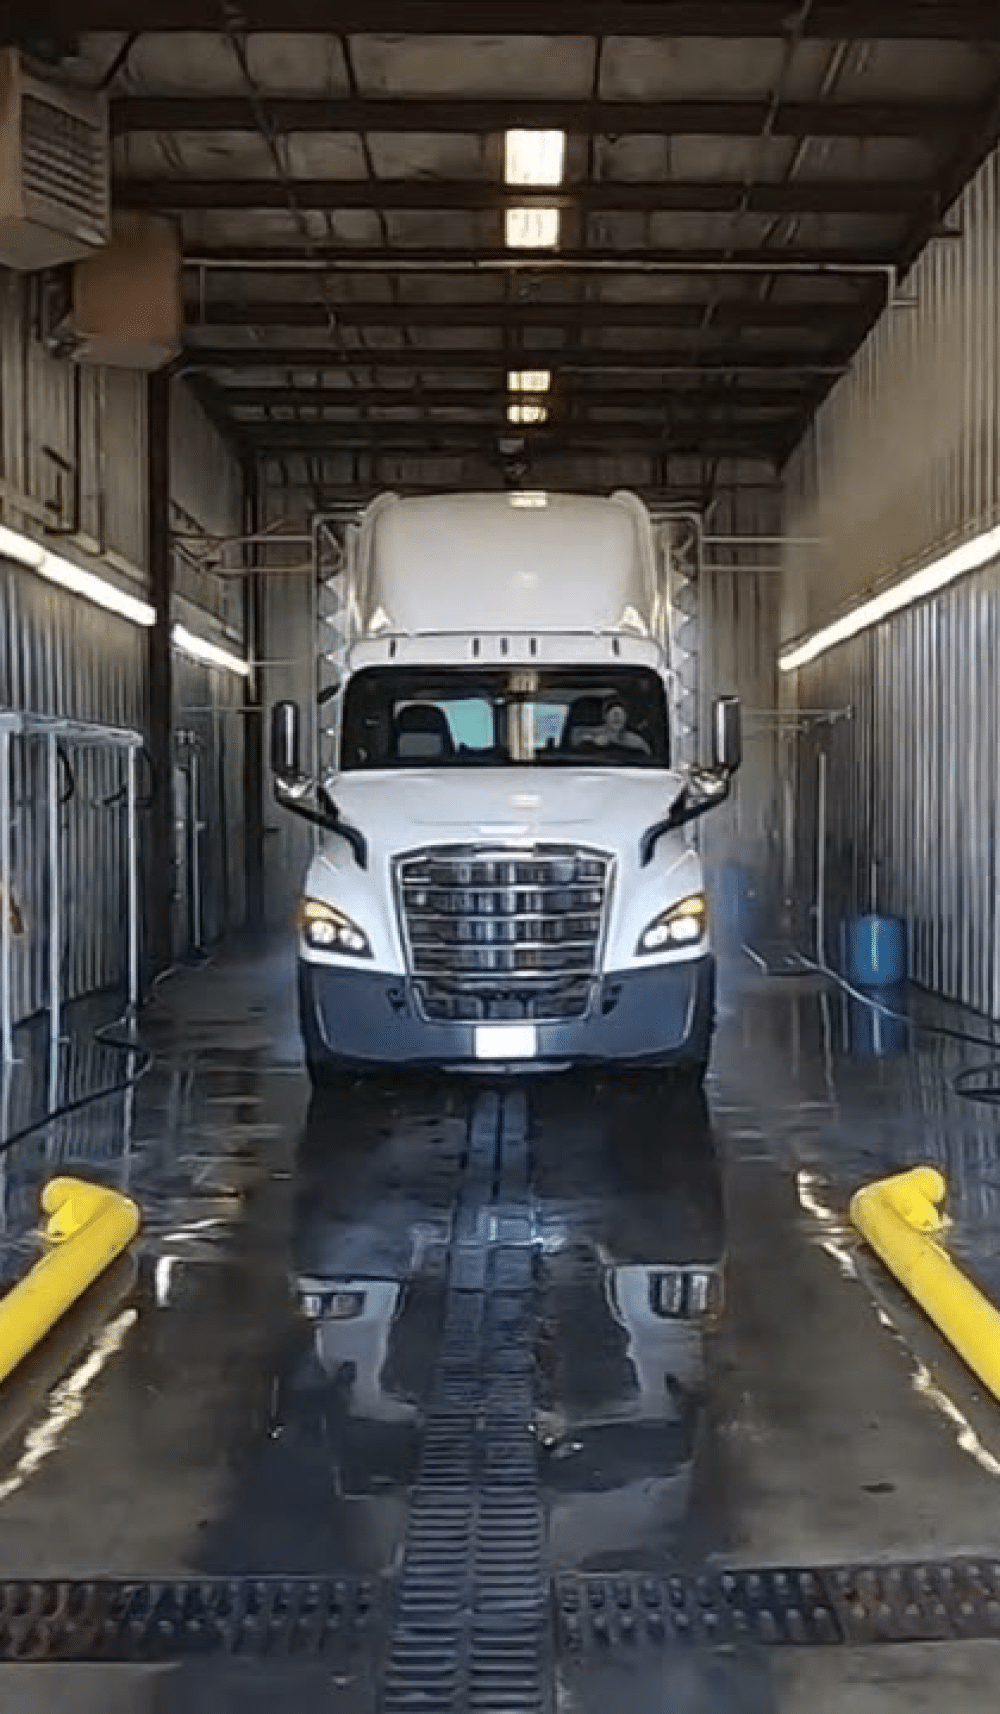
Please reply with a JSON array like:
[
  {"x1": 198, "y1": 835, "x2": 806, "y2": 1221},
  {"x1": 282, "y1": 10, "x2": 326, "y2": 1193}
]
[{"x1": 340, "y1": 667, "x2": 670, "y2": 770}]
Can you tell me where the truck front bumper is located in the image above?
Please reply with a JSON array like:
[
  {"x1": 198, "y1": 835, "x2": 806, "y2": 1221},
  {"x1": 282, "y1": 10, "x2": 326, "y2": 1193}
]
[{"x1": 299, "y1": 955, "x2": 715, "y2": 1072}]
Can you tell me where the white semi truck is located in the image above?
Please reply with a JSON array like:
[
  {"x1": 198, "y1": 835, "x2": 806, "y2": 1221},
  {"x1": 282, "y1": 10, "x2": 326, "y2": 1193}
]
[{"x1": 270, "y1": 490, "x2": 741, "y2": 1083}]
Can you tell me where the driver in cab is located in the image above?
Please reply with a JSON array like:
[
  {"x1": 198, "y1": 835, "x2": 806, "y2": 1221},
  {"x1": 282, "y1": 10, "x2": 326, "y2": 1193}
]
[{"x1": 580, "y1": 698, "x2": 650, "y2": 756}]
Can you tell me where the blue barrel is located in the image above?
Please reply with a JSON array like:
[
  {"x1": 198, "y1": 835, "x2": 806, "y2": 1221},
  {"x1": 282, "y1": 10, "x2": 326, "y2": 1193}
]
[{"x1": 847, "y1": 914, "x2": 907, "y2": 988}]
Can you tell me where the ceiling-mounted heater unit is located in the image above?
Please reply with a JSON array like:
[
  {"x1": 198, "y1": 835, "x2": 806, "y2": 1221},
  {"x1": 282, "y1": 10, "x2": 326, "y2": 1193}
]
[{"x1": 0, "y1": 48, "x2": 110, "y2": 271}]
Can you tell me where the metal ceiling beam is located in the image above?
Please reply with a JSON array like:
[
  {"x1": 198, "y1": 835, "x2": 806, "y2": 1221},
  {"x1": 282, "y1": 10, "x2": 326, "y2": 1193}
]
[
  {"x1": 191, "y1": 298, "x2": 857, "y2": 330},
  {"x1": 121, "y1": 177, "x2": 926, "y2": 215},
  {"x1": 42, "y1": 2, "x2": 1000, "y2": 38},
  {"x1": 112, "y1": 95, "x2": 970, "y2": 139},
  {"x1": 240, "y1": 426, "x2": 782, "y2": 455},
  {"x1": 182, "y1": 345, "x2": 846, "y2": 374},
  {"x1": 236, "y1": 407, "x2": 795, "y2": 427},
  {"x1": 899, "y1": 82, "x2": 1000, "y2": 272},
  {"x1": 267, "y1": 481, "x2": 785, "y2": 499},
  {"x1": 183, "y1": 244, "x2": 901, "y2": 275},
  {"x1": 224, "y1": 384, "x2": 810, "y2": 409}
]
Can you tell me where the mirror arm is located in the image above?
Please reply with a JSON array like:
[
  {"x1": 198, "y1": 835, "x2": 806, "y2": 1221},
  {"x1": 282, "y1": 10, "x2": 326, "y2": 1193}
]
[
  {"x1": 639, "y1": 790, "x2": 689, "y2": 867},
  {"x1": 639, "y1": 772, "x2": 733, "y2": 867},
  {"x1": 274, "y1": 777, "x2": 369, "y2": 870}
]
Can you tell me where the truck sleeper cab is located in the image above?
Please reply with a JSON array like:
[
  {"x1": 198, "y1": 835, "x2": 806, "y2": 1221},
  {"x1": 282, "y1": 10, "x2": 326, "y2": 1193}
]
[{"x1": 270, "y1": 491, "x2": 741, "y2": 1082}]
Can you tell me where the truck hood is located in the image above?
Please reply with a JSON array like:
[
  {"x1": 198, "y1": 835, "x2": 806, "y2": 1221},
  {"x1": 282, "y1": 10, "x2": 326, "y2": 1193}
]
[{"x1": 324, "y1": 767, "x2": 688, "y2": 857}]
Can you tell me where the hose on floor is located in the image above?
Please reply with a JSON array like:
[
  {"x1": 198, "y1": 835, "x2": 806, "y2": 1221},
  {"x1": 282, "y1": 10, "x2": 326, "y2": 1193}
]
[
  {"x1": 0, "y1": 957, "x2": 209, "y2": 1154},
  {"x1": 795, "y1": 954, "x2": 1000, "y2": 1107},
  {"x1": 0, "y1": 1021, "x2": 154, "y2": 1154}
]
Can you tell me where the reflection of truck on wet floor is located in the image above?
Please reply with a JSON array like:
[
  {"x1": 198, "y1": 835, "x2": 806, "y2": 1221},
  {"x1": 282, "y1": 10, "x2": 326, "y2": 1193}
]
[{"x1": 270, "y1": 490, "x2": 741, "y2": 1083}]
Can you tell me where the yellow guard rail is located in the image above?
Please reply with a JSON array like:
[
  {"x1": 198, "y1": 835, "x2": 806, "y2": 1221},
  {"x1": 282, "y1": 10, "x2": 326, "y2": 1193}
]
[
  {"x1": 850, "y1": 1165, "x2": 1000, "y2": 1403},
  {"x1": 0, "y1": 1177, "x2": 140, "y2": 1386}
]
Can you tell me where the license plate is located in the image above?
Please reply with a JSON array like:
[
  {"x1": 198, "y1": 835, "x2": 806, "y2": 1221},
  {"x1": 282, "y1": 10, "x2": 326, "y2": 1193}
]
[{"x1": 474, "y1": 1024, "x2": 538, "y2": 1061}]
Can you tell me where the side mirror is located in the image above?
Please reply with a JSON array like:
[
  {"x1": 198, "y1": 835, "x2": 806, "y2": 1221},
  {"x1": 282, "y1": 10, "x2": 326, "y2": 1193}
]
[
  {"x1": 271, "y1": 700, "x2": 302, "y2": 782},
  {"x1": 712, "y1": 695, "x2": 742, "y2": 774}
]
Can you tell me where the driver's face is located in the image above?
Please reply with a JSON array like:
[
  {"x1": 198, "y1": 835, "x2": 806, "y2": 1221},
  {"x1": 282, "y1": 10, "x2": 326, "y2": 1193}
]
[{"x1": 606, "y1": 704, "x2": 627, "y2": 733}]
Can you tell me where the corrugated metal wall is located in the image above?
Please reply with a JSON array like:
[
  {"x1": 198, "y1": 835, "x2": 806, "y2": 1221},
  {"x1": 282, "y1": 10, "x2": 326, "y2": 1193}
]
[
  {"x1": 783, "y1": 144, "x2": 1000, "y2": 1015},
  {"x1": 1, "y1": 273, "x2": 248, "y2": 1023},
  {"x1": 170, "y1": 382, "x2": 249, "y2": 954},
  {"x1": 256, "y1": 481, "x2": 316, "y2": 931},
  {"x1": 791, "y1": 561, "x2": 1000, "y2": 1017},
  {"x1": 699, "y1": 483, "x2": 783, "y2": 952}
]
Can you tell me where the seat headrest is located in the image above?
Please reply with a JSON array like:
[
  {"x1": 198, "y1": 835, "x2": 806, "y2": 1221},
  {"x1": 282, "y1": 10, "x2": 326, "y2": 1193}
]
[
  {"x1": 562, "y1": 695, "x2": 606, "y2": 747},
  {"x1": 394, "y1": 703, "x2": 455, "y2": 760}
]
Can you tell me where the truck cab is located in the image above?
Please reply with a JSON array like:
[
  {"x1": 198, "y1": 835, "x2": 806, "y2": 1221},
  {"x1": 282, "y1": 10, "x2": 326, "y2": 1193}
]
[{"x1": 270, "y1": 490, "x2": 741, "y2": 1082}]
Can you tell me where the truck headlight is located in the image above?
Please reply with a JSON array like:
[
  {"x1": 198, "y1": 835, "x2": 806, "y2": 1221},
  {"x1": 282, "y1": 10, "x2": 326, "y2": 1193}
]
[
  {"x1": 637, "y1": 892, "x2": 707, "y2": 954},
  {"x1": 299, "y1": 898, "x2": 372, "y2": 957}
]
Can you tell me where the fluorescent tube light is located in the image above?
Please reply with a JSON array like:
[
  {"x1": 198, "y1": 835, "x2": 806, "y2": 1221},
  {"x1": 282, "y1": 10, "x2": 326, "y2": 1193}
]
[
  {"x1": 509, "y1": 492, "x2": 548, "y2": 508},
  {"x1": 504, "y1": 129, "x2": 565, "y2": 187},
  {"x1": 0, "y1": 523, "x2": 45, "y2": 572},
  {"x1": 505, "y1": 206, "x2": 561, "y2": 250},
  {"x1": 779, "y1": 522, "x2": 1000, "y2": 673},
  {"x1": 172, "y1": 624, "x2": 250, "y2": 677},
  {"x1": 508, "y1": 369, "x2": 551, "y2": 393},
  {"x1": 0, "y1": 522, "x2": 155, "y2": 626},
  {"x1": 0, "y1": 520, "x2": 250, "y2": 674},
  {"x1": 507, "y1": 402, "x2": 547, "y2": 425}
]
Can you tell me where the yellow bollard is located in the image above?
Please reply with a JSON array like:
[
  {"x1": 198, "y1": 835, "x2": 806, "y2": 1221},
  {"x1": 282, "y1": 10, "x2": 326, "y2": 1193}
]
[
  {"x1": 0, "y1": 1177, "x2": 140, "y2": 1387},
  {"x1": 850, "y1": 1166, "x2": 1000, "y2": 1404}
]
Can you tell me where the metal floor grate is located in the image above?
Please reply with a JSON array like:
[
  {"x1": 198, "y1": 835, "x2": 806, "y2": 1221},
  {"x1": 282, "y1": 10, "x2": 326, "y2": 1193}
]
[
  {"x1": 380, "y1": 1090, "x2": 547, "y2": 1714},
  {"x1": 0, "y1": 1577, "x2": 378, "y2": 1662},
  {"x1": 556, "y1": 1561, "x2": 1000, "y2": 1652},
  {"x1": 6, "y1": 1559, "x2": 1000, "y2": 1664}
]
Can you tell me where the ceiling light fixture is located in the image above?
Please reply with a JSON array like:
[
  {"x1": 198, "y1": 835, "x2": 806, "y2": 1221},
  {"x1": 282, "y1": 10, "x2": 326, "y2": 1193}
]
[
  {"x1": 507, "y1": 369, "x2": 551, "y2": 393},
  {"x1": 779, "y1": 522, "x2": 1000, "y2": 673},
  {"x1": 503, "y1": 129, "x2": 564, "y2": 252},
  {"x1": 507, "y1": 402, "x2": 548, "y2": 425},
  {"x1": 505, "y1": 207, "x2": 561, "y2": 250},
  {"x1": 504, "y1": 129, "x2": 566, "y2": 187}
]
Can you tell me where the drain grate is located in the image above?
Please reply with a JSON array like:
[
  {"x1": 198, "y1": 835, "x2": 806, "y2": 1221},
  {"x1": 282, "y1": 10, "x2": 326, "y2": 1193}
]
[
  {"x1": 556, "y1": 1560, "x2": 1000, "y2": 1652},
  {"x1": 7, "y1": 1560, "x2": 1000, "y2": 1664},
  {"x1": 381, "y1": 1090, "x2": 547, "y2": 1714},
  {"x1": 0, "y1": 1577, "x2": 378, "y2": 1662}
]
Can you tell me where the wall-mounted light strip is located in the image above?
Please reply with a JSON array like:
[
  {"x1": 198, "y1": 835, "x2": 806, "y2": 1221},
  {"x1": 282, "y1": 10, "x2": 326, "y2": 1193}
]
[
  {"x1": 779, "y1": 522, "x2": 1000, "y2": 674},
  {"x1": 172, "y1": 624, "x2": 250, "y2": 678},
  {"x1": 0, "y1": 522, "x2": 156, "y2": 627},
  {"x1": 0, "y1": 522, "x2": 250, "y2": 677}
]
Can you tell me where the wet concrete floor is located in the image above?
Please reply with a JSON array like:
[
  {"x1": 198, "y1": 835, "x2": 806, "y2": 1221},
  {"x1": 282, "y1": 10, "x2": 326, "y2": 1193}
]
[{"x1": 0, "y1": 951, "x2": 999, "y2": 1709}]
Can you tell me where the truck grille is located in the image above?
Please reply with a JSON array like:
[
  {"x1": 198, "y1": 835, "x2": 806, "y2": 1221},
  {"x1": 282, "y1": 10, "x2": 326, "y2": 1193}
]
[{"x1": 395, "y1": 845, "x2": 611, "y2": 1023}]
